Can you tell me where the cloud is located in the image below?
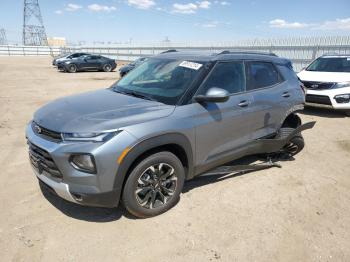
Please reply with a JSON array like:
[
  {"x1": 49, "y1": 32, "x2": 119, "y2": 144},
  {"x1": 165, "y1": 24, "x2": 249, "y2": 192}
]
[
  {"x1": 214, "y1": 1, "x2": 230, "y2": 5},
  {"x1": 269, "y1": 17, "x2": 350, "y2": 31},
  {"x1": 269, "y1": 19, "x2": 310, "y2": 29},
  {"x1": 128, "y1": 0, "x2": 156, "y2": 9},
  {"x1": 55, "y1": 10, "x2": 63, "y2": 15},
  {"x1": 197, "y1": 1, "x2": 211, "y2": 9},
  {"x1": 195, "y1": 20, "x2": 220, "y2": 28},
  {"x1": 173, "y1": 3, "x2": 197, "y2": 14},
  {"x1": 173, "y1": 1, "x2": 211, "y2": 14},
  {"x1": 315, "y1": 18, "x2": 350, "y2": 30},
  {"x1": 65, "y1": 3, "x2": 82, "y2": 12},
  {"x1": 88, "y1": 4, "x2": 117, "y2": 12},
  {"x1": 202, "y1": 22, "x2": 218, "y2": 28}
]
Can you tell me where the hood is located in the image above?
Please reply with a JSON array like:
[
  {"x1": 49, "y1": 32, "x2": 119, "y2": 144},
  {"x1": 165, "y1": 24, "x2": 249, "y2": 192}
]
[
  {"x1": 298, "y1": 70, "x2": 350, "y2": 83},
  {"x1": 34, "y1": 89, "x2": 175, "y2": 133}
]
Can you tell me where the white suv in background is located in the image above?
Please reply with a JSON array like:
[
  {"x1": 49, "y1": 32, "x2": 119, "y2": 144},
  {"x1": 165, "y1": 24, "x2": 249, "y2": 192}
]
[{"x1": 298, "y1": 54, "x2": 350, "y2": 116}]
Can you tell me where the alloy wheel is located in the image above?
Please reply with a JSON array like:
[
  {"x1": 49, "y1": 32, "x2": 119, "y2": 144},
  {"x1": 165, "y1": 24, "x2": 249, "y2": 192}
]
[{"x1": 135, "y1": 163, "x2": 177, "y2": 209}]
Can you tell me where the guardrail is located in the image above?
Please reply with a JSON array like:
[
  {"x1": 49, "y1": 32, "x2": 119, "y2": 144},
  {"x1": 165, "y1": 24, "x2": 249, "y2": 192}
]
[
  {"x1": 0, "y1": 45, "x2": 61, "y2": 56},
  {"x1": 1, "y1": 43, "x2": 350, "y2": 71}
]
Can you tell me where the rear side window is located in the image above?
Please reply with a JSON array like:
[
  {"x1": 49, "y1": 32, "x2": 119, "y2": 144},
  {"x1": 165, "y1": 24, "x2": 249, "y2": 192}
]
[
  {"x1": 199, "y1": 61, "x2": 246, "y2": 95},
  {"x1": 246, "y1": 61, "x2": 283, "y2": 91}
]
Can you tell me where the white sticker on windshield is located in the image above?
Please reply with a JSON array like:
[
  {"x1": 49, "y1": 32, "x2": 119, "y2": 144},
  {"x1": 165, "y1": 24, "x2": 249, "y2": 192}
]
[
  {"x1": 347, "y1": 58, "x2": 350, "y2": 61},
  {"x1": 179, "y1": 61, "x2": 203, "y2": 70}
]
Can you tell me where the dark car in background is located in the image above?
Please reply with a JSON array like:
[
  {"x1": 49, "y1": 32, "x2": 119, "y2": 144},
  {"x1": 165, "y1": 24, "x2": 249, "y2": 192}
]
[
  {"x1": 119, "y1": 57, "x2": 147, "y2": 77},
  {"x1": 52, "y1": 52, "x2": 90, "y2": 66},
  {"x1": 57, "y1": 55, "x2": 117, "y2": 73}
]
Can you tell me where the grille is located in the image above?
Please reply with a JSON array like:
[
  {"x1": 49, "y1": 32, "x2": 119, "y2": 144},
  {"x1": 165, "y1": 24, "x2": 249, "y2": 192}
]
[
  {"x1": 28, "y1": 141, "x2": 63, "y2": 178},
  {"x1": 306, "y1": 94, "x2": 332, "y2": 105},
  {"x1": 302, "y1": 81, "x2": 335, "y2": 90},
  {"x1": 32, "y1": 122, "x2": 62, "y2": 142}
]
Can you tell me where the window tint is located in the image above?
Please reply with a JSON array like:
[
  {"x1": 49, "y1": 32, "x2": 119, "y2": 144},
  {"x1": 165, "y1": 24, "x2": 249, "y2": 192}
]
[
  {"x1": 88, "y1": 56, "x2": 100, "y2": 60},
  {"x1": 199, "y1": 61, "x2": 245, "y2": 95},
  {"x1": 246, "y1": 62, "x2": 281, "y2": 90}
]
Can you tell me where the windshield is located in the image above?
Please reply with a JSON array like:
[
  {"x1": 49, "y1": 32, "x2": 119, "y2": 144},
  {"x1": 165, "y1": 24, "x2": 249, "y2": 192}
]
[
  {"x1": 306, "y1": 57, "x2": 350, "y2": 72},
  {"x1": 112, "y1": 58, "x2": 206, "y2": 105}
]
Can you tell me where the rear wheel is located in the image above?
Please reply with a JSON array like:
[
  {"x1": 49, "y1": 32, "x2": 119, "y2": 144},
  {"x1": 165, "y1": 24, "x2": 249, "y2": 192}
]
[
  {"x1": 67, "y1": 64, "x2": 77, "y2": 73},
  {"x1": 103, "y1": 64, "x2": 112, "y2": 72},
  {"x1": 276, "y1": 127, "x2": 304, "y2": 156},
  {"x1": 122, "y1": 152, "x2": 185, "y2": 218}
]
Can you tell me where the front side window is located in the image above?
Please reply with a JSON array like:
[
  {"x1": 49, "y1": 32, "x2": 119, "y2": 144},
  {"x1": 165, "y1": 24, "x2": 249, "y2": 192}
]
[
  {"x1": 198, "y1": 61, "x2": 246, "y2": 95},
  {"x1": 246, "y1": 62, "x2": 281, "y2": 91},
  {"x1": 306, "y1": 57, "x2": 350, "y2": 72},
  {"x1": 112, "y1": 58, "x2": 206, "y2": 105}
]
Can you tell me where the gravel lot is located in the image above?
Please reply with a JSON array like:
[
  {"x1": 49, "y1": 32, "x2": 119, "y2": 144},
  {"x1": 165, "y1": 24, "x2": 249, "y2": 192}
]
[{"x1": 0, "y1": 56, "x2": 349, "y2": 262}]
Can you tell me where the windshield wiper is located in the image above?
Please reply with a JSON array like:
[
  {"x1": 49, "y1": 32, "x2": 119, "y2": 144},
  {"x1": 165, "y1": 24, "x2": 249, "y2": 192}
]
[{"x1": 113, "y1": 89, "x2": 157, "y2": 102}]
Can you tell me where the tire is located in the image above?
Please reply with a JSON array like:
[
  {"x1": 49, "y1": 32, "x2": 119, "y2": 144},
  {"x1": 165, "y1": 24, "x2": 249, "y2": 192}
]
[
  {"x1": 276, "y1": 127, "x2": 304, "y2": 156},
  {"x1": 103, "y1": 64, "x2": 112, "y2": 72},
  {"x1": 67, "y1": 64, "x2": 77, "y2": 73},
  {"x1": 122, "y1": 152, "x2": 185, "y2": 218},
  {"x1": 345, "y1": 111, "x2": 350, "y2": 117}
]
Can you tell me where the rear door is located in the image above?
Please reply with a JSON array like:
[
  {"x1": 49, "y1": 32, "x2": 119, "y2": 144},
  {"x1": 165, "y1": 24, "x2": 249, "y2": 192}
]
[{"x1": 245, "y1": 61, "x2": 289, "y2": 139}]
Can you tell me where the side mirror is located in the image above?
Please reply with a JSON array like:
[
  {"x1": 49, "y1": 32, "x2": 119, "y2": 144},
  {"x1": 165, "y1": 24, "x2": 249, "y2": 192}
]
[{"x1": 194, "y1": 87, "x2": 230, "y2": 103}]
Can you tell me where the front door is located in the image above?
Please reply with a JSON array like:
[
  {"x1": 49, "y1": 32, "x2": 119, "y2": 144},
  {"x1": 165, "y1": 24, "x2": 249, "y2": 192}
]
[{"x1": 194, "y1": 61, "x2": 255, "y2": 168}]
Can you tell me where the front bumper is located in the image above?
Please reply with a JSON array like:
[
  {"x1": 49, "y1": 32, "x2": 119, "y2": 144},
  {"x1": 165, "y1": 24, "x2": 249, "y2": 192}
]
[
  {"x1": 26, "y1": 122, "x2": 136, "y2": 207},
  {"x1": 56, "y1": 63, "x2": 66, "y2": 71},
  {"x1": 306, "y1": 88, "x2": 350, "y2": 110}
]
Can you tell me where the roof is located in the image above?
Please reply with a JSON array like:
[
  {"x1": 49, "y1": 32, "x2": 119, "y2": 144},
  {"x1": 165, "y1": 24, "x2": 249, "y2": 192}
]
[{"x1": 155, "y1": 50, "x2": 290, "y2": 65}]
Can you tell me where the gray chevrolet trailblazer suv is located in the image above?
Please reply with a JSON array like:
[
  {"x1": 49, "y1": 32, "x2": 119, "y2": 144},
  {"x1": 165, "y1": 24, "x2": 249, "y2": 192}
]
[{"x1": 26, "y1": 50, "x2": 312, "y2": 218}]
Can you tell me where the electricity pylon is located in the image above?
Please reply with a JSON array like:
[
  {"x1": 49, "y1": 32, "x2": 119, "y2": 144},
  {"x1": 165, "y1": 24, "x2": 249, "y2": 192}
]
[{"x1": 23, "y1": 0, "x2": 48, "y2": 45}]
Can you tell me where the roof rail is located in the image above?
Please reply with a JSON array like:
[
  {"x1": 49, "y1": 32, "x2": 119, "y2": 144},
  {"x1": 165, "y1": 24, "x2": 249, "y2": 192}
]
[
  {"x1": 217, "y1": 50, "x2": 278, "y2": 57},
  {"x1": 161, "y1": 49, "x2": 177, "y2": 54}
]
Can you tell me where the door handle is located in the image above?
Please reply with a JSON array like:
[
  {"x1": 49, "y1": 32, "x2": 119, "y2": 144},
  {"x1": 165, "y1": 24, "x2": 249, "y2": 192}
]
[
  {"x1": 282, "y1": 92, "x2": 290, "y2": 98},
  {"x1": 238, "y1": 100, "x2": 249, "y2": 107}
]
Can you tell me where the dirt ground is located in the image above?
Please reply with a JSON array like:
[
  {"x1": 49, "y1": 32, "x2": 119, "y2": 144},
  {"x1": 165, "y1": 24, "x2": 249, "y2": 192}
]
[{"x1": 0, "y1": 56, "x2": 349, "y2": 262}]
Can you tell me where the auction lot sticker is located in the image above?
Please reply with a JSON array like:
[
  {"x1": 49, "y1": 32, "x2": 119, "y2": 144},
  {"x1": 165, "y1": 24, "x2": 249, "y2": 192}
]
[{"x1": 179, "y1": 61, "x2": 203, "y2": 70}]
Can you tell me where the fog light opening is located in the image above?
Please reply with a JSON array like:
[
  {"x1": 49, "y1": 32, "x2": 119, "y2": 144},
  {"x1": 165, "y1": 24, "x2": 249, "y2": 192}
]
[
  {"x1": 72, "y1": 193, "x2": 83, "y2": 202},
  {"x1": 334, "y1": 94, "x2": 350, "y2": 104},
  {"x1": 69, "y1": 154, "x2": 97, "y2": 174}
]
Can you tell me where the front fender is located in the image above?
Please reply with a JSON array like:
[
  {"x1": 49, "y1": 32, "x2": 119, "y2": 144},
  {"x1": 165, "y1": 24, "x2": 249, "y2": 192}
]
[{"x1": 112, "y1": 133, "x2": 194, "y2": 204}]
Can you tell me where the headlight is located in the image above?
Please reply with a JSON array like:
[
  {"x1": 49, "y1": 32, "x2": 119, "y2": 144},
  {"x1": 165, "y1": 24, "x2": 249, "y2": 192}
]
[
  {"x1": 334, "y1": 82, "x2": 350, "y2": 89},
  {"x1": 62, "y1": 131, "x2": 121, "y2": 142},
  {"x1": 70, "y1": 154, "x2": 96, "y2": 173}
]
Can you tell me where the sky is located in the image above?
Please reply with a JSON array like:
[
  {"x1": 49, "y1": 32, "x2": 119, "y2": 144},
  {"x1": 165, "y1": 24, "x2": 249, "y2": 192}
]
[{"x1": 1, "y1": 0, "x2": 350, "y2": 44}]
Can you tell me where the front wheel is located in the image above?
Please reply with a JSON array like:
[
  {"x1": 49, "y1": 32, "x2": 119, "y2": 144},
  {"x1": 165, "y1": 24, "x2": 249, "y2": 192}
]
[
  {"x1": 103, "y1": 64, "x2": 112, "y2": 72},
  {"x1": 345, "y1": 111, "x2": 350, "y2": 117},
  {"x1": 122, "y1": 152, "x2": 185, "y2": 218},
  {"x1": 67, "y1": 64, "x2": 77, "y2": 73},
  {"x1": 276, "y1": 127, "x2": 305, "y2": 156}
]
